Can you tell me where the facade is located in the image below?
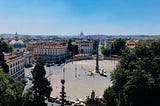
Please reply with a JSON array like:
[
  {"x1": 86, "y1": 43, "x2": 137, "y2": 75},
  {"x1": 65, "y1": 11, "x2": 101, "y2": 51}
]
[
  {"x1": 3, "y1": 33, "x2": 32, "y2": 81},
  {"x1": 26, "y1": 41, "x2": 43, "y2": 62},
  {"x1": 24, "y1": 51, "x2": 32, "y2": 67},
  {"x1": 9, "y1": 33, "x2": 26, "y2": 54},
  {"x1": 138, "y1": 38, "x2": 155, "y2": 44},
  {"x1": 34, "y1": 44, "x2": 69, "y2": 63},
  {"x1": 5, "y1": 53, "x2": 25, "y2": 80},
  {"x1": 126, "y1": 40, "x2": 136, "y2": 49},
  {"x1": 9, "y1": 33, "x2": 32, "y2": 67},
  {"x1": 75, "y1": 39, "x2": 93, "y2": 55},
  {"x1": 104, "y1": 39, "x2": 114, "y2": 49}
]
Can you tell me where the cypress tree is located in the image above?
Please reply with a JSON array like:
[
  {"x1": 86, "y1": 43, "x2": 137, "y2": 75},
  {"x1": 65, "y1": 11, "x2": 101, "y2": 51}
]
[{"x1": 32, "y1": 59, "x2": 52, "y2": 105}]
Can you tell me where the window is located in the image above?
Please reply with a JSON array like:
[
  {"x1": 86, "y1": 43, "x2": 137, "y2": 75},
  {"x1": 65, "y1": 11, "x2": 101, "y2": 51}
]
[
  {"x1": 10, "y1": 69, "x2": 12, "y2": 75},
  {"x1": 10, "y1": 64, "x2": 12, "y2": 68}
]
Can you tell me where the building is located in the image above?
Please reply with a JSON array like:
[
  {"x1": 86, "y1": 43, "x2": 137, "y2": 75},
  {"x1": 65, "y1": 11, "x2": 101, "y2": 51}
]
[
  {"x1": 138, "y1": 38, "x2": 155, "y2": 44},
  {"x1": 126, "y1": 40, "x2": 136, "y2": 49},
  {"x1": 34, "y1": 41, "x2": 69, "y2": 63},
  {"x1": 126, "y1": 39, "x2": 139, "y2": 49},
  {"x1": 104, "y1": 39, "x2": 114, "y2": 49},
  {"x1": 5, "y1": 53, "x2": 25, "y2": 80},
  {"x1": 9, "y1": 34, "x2": 32, "y2": 67},
  {"x1": 9, "y1": 32, "x2": 26, "y2": 54},
  {"x1": 75, "y1": 39, "x2": 93, "y2": 55},
  {"x1": 26, "y1": 41, "x2": 44, "y2": 62}
]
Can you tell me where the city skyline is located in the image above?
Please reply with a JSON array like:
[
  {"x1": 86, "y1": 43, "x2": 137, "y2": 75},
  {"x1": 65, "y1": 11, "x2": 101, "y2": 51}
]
[{"x1": 0, "y1": 0, "x2": 160, "y2": 35}]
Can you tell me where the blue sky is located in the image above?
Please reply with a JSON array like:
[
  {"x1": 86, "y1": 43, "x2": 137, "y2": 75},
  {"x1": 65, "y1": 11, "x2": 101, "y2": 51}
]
[{"x1": 0, "y1": 0, "x2": 160, "y2": 35}]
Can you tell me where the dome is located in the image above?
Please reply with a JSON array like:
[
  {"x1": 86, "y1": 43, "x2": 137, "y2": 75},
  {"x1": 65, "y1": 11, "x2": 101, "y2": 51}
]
[
  {"x1": 9, "y1": 39, "x2": 26, "y2": 48},
  {"x1": 80, "y1": 32, "x2": 84, "y2": 36}
]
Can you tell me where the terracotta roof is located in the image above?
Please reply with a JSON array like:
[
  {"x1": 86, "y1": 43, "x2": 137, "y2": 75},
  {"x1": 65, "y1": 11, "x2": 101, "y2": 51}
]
[
  {"x1": 4, "y1": 53, "x2": 23, "y2": 63},
  {"x1": 126, "y1": 40, "x2": 136, "y2": 44},
  {"x1": 40, "y1": 45, "x2": 67, "y2": 49}
]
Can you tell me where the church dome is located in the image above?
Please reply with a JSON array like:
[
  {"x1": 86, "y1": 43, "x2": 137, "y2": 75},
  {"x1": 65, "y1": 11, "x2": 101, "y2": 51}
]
[
  {"x1": 9, "y1": 32, "x2": 26, "y2": 48},
  {"x1": 9, "y1": 39, "x2": 26, "y2": 48}
]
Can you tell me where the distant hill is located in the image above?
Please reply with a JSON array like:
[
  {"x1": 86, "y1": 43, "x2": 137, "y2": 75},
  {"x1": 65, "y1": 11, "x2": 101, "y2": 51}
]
[{"x1": 1, "y1": 33, "x2": 160, "y2": 39}]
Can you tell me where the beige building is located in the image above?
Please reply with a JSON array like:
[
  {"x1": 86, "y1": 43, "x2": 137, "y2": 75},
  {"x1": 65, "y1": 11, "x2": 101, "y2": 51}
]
[
  {"x1": 34, "y1": 44, "x2": 69, "y2": 63},
  {"x1": 5, "y1": 54, "x2": 25, "y2": 80},
  {"x1": 126, "y1": 40, "x2": 136, "y2": 49},
  {"x1": 75, "y1": 39, "x2": 93, "y2": 55},
  {"x1": 9, "y1": 34, "x2": 32, "y2": 67},
  {"x1": 104, "y1": 39, "x2": 114, "y2": 49}
]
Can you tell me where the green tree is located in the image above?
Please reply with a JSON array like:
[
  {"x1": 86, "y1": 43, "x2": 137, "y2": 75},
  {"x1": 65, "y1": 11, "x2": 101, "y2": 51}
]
[
  {"x1": 22, "y1": 88, "x2": 34, "y2": 106},
  {"x1": 67, "y1": 39, "x2": 74, "y2": 56},
  {"x1": 102, "y1": 48, "x2": 111, "y2": 57},
  {"x1": 92, "y1": 50, "x2": 97, "y2": 55},
  {"x1": 104, "y1": 41, "x2": 160, "y2": 106},
  {"x1": 68, "y1": 39, "x2": 73, "y2": 52},
  {"x1": 0, "y1": 51, "x2": 9, "y2": 73},
  {"x1": 103, "y1": 87, "x2": 117, "y2": 106},
  {"x1": 0, "y1": 39, "x2": 12, "y2": 53},
  {"x1": 72, "y1": 45, "x2": 79, "y2": 55},
  {"x1": 93, "y1": 40, "x2": 98, "y2": 54},
  {"x1": 111, "y1": 38, "x2": 126, "y2": 56},
  {"x1": 0, "y1": 39, "x2": 11, "y2": 73},
  {"x1": 0, "y1": 68, "x2": 24, "y2": 106},
  {"x1": 31, "y1": 59, "x2": 52, "y2": 106}
]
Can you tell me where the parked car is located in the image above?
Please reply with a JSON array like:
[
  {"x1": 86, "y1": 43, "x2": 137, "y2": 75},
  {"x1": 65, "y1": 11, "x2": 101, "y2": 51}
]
[
  {"x1": 55, "y1": 98, "x2": 62, "y2": 104},
  {"x1": 74, "y1": 102, "x2": 85, "y2": 106},
  {"x1": 51, "y1": 63, "x2": 55, "y2": 66},
  {"x1": 65, "y1": 100, "x2": 74, "y2": 105},
  {"x1": 48, "y1": 97, "x2": 56, "y2": 103},
  {"x1": 46, "y1": 63, "x2": 50, "y2": 67},
  {"x1": 28, "y1": 76, "x2": 33, "y2": 81}
]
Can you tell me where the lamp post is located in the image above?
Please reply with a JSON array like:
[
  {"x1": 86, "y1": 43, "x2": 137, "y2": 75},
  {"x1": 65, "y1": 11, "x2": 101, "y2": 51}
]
[
  {"x1": 49, "y1": 64, "x2": 51, "y2": 82},
  {"x1": 60, "y1": 64, "x2": 66, "y2": 106},
  {"x1": 75, "y1": 63, "x2": 77, "y2": 78}
]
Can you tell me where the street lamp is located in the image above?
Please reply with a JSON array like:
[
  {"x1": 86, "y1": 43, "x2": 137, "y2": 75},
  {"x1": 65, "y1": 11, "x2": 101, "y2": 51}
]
[
  {"x1": 75, "y1": 63, "x2": 77, "y2": 78},
  {"x1": 49, "y1": 64, "x2": 51, "y2": 82},
  {"x1": 60, "y1": 62, "x2": 66, "y2": 106}
]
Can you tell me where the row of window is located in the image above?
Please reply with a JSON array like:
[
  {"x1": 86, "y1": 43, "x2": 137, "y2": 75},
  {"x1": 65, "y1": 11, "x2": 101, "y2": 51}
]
[
  {"x1": 9, "y1": 59, "x2": 24, "y2": 68},
  {"x1": 34, "y1": 48, "x2": 67, "y2": 55},
  {"x1": 10, "y1": 65, "x2": 24, "y2": 75},
  {"x1": 11, "y1": 69, "x2": 24, "y2": 80}
]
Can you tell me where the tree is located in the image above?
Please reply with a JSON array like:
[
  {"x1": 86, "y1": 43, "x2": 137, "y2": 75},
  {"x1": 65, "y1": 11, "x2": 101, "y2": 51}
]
[
  {"x1": 0, "y1": 39, "x2": 12, "y2": 53},
  {"x1": 68, "y1": 39, "x2": 75, "y2": 56},
  {"x1": 111, "y1": 38, "x2": 126, "y2": 56},
  {"x1": 102, "y1": 48, "x2": 111, "y2": 57},
  {"x1": 0, "y1": 51, "x2": 9, "y2": 73},
  {"x1": 104, "y1": 41, "x2": 160, "y2": 106},
  {"x1": 0, "y1": 39, "x2": 11, "y2": 73},
  {"x1": 92, "y1": 50, "x2": 97, "y2": 55},
  {"x1": 93, "y1": 40, "x2": 98, "y2": 54},
  {"x1": 103, "y1": 87, "x2": 117, "y2": 106},
  {"x1": 31, "y1": 59, "x2": 52, "y2": 105},
  {"x1": 0, "y1": 68, "x2": 24, "y2": 106},
  {"x1": 72, "y1": 45, "x2": 79, "y2": 55},
  {"x1": 68, "y1": 39, "x2": 73, "y2": 52},
  {"x1": 22, "y1": 88, "x2": 34, "y2": 106}
]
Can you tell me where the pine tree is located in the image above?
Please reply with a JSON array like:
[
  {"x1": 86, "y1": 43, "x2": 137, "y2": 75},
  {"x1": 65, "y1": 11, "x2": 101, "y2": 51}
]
[
  {"x1": 0, "y1": 40, "x2": 9, "y2": 73},
  {"x1": 31, "y1": 59, "x2": 52, "y2": 105}
]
